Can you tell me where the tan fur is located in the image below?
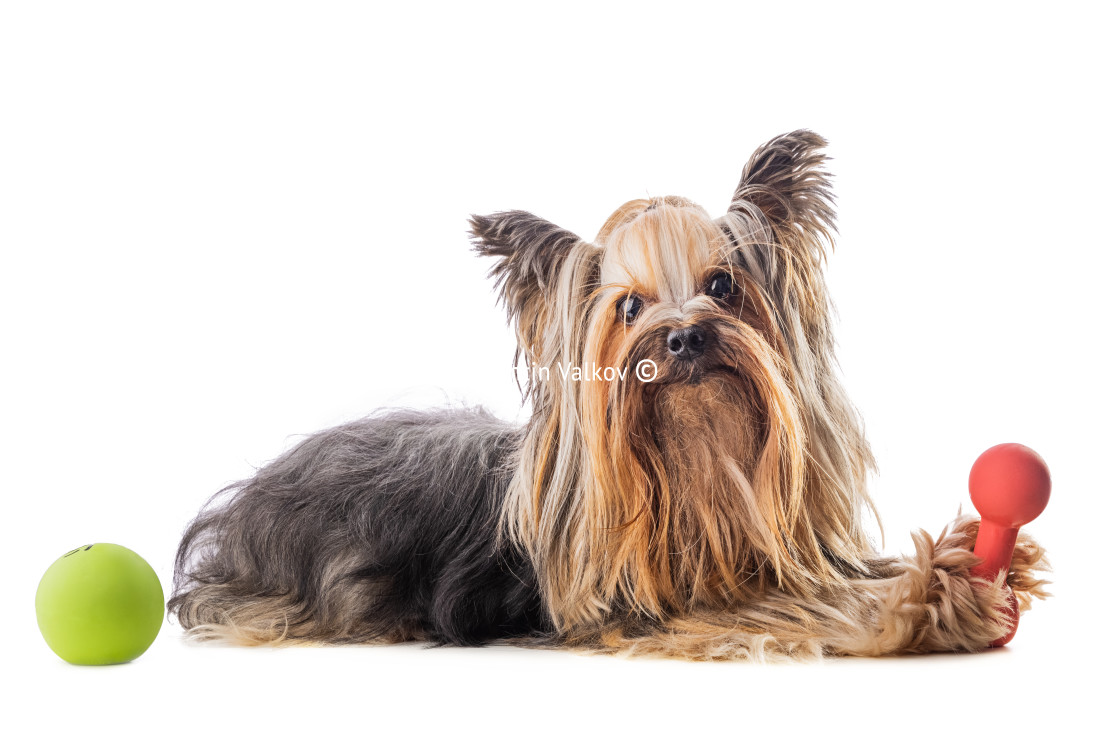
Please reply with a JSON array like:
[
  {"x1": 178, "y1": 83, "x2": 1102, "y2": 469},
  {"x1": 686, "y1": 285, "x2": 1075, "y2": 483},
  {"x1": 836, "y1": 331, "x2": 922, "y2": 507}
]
[
  {"x1": 577, "y1": 516, "x2": 1050, "y2": 661},
  {"x1": 502, "y1": 196, "x2": 884, "y2": 636},
  {"x1": 496, "y1": 134, "x2": 1050, "y2": 659}
]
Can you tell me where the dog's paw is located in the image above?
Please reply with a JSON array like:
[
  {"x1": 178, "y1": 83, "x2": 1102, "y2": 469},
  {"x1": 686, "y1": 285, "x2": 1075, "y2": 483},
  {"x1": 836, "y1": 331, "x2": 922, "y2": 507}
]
[
  {"x1": 932, "y1": 511, "x2": 1050, "y2": 637},
  {"x1": 946, "y1": 512, "x2": 1051, "y2": 608},
  {"x1": 917, "y1": 515, "x2": 1010, "y2": 648}
]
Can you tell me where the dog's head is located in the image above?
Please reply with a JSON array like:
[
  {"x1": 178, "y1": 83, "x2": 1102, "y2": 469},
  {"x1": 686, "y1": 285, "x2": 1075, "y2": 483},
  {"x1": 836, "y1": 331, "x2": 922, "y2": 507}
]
[{"x1": 472, "y1": 131, "x2": 877, "y2": 632}]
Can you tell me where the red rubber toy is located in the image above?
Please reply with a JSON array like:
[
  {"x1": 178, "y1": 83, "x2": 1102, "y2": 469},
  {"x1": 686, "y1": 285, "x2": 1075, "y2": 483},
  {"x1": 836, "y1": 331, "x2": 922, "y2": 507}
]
[{"x1": 968, "y1": 443, "x2": 1051, "y2": 646}]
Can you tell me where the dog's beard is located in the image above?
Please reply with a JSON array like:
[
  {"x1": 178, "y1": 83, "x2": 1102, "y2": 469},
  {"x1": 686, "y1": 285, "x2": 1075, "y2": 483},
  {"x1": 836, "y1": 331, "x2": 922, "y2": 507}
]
[
  {"x1": 646, "y1": 372, "x2": 770, "y2": 603},
  {"x1": 566, "y1": 311, "x2": 817, "y2": 624},
  {"x1": 651, "y1": 371, "x2": 765, "y2": 484}
]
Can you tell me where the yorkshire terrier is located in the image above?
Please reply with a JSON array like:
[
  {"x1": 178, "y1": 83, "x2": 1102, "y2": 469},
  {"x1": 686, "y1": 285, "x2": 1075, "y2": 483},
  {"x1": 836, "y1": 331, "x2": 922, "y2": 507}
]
[{"x1": 170, "y1": 130, "x2": 1049, "y2": 660}]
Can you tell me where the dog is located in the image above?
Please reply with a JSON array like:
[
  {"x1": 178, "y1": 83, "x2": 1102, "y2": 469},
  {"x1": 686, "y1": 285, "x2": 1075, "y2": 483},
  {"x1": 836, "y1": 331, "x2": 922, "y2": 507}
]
[{"x1": 169, "y1": 130, "x2": 1049, "y2": 660}]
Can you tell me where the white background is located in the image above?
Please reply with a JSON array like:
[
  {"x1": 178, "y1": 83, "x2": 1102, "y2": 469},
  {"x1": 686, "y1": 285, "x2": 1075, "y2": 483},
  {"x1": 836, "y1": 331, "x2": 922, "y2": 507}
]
[{"x1": 2, "y1": 1, "x2": 1116, "y2": 744}]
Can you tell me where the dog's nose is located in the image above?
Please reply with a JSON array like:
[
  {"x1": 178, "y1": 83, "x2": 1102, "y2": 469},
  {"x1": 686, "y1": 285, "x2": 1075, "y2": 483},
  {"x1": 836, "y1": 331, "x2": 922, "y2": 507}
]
[{"x1": 667, "y1": 325, "x2": 706, "y2": 361}]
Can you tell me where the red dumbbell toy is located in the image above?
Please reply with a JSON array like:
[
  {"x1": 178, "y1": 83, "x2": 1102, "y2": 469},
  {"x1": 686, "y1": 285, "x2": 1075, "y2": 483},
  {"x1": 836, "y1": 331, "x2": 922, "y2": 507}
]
[{"x1": 968, "y1": 443, "x2": 1051, "y2": 646}]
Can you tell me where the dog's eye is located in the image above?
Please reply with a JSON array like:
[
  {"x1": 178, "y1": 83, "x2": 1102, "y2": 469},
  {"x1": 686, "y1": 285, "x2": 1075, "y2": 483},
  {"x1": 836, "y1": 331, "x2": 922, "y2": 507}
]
[
  {"x1": 618, "y1": 295, "x2": 643, "y2": 325},
  {"x1": 707, "y1": 272, "x2": 733, "y2": 299}
]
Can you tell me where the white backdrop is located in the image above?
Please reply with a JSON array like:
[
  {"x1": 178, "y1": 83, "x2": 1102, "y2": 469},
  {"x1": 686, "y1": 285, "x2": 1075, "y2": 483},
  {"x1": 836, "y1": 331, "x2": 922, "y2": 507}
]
[{"x1": 3, "y1": 2, "x2": 1116, "y2": 744}]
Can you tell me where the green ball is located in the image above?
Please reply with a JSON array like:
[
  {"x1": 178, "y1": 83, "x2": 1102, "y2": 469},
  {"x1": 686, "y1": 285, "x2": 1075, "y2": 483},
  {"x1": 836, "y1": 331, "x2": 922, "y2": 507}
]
[{"x1": 35, "y1": 543, "x2": 164, "y2": 665}]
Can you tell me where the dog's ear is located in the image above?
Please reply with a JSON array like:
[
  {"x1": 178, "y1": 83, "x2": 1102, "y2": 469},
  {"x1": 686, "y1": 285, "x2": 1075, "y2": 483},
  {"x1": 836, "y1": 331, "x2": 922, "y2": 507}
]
[
  {"x1": 720, "y1": 131, "x2": 840, "y2": 372},
  {"x1": 470, "y1": 210, "x2": 581, "y2": 319},
  {"x1": 721, "y1": 131, "x2": 837, "y2": 323},
  {"x1": 727, "y1": 130, "x2": 837, "y2": 264},
  {"x1": 470, "y1": 210, "x2": 595, "y2": 364}
]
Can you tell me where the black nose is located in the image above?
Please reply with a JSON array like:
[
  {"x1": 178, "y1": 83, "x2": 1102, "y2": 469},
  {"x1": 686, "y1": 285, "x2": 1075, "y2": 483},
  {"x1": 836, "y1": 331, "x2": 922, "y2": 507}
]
[{"x1": 667, "y1": 325, "x2": 706, "y2": 361}]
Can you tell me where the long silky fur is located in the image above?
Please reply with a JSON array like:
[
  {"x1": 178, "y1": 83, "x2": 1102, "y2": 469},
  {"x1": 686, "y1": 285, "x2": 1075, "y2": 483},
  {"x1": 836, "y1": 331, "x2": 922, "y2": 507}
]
[
  {"x1": 170, "y1": 409, "x2": 546, "y2": 646},
  {"x1": 170, "y1": 130, "x2": 1050, "y2": 659}
]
